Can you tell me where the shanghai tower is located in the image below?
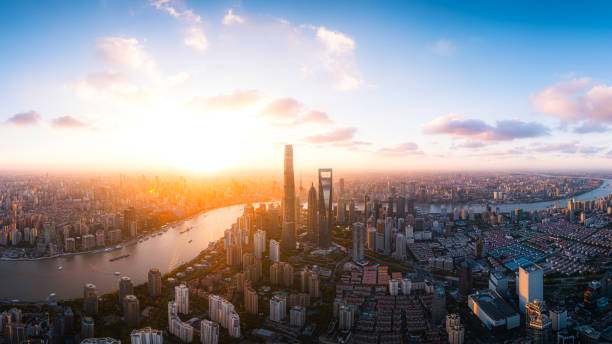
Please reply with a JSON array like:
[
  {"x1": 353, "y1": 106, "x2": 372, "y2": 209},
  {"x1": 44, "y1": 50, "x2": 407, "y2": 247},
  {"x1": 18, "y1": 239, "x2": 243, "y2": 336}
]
[{"x1": 281, "y1": 144, "x2": 297, "y2": 251}]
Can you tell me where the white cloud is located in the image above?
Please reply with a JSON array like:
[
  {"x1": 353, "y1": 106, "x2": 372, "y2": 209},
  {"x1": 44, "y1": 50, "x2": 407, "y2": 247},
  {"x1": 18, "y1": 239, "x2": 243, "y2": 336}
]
[
  {"x1": 314, "y1": 26, "x2": 362, "y2": 91},
  {"x1": 531, "y1": 77, "x2": 612, "y2": 127},
  {"x1": 222, "y1": 9, "x2": 245, "y2": 25},
  {"x1": 316, "y1": 27, "x2": 355, "y2": 55},
  {"x1": 150, "y1": 0, "x2": 207, "y2": 52},
  {"x1": 96, "y1": 37, "x2": 156, "y2": 72},
  {"x1": 431, "y1": 38, "x2": 455, "y2": 56},
  {"x1": 184, "y1": 27, "x2": 208, "y2": 52},
  {"x1": 73, "y1": 71, "x2": 148, "y2": 102},
  {"x1": 150, "y1": 0, "x2": 201, "y2": 22}
]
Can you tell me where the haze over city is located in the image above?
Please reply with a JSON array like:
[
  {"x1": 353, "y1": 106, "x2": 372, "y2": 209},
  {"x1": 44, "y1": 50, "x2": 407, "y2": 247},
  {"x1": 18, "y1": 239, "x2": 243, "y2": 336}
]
[{"x1": 3, "y1": 0, "x2": 612, "y2": 173}]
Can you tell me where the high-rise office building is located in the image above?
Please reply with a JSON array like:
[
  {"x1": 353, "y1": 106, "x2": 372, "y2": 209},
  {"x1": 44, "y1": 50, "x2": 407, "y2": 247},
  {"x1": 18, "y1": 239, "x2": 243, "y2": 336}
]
[
  {"x1": 489, "y1": 271, "x2": 508, "y2": 295},
  {"x1": 396, "y1": 196, "x2": 406, "y2": 218},
  {"x1": 269, "y1": 240, "x2": 280, "y2": 262},
  {"x1": 148, "y1": 268, "x2": 162, "y2": 297},
  {"x1": 352, "y1": 222, "x2": 365, "y2": 262},
  {"x1": 123, "y1": 295, "x2": 140, "y2": 328},
  {"x1": 518, "y1": 264, "x2": 544, "y2": 313},
  {"x1": 270, "y1": 295, "x2": 287, "y2": 322},
  {"x1": 83, "y1": 284, "x2": 98, "y2": 315},
  {"x1": 307, "y1": 183, "x2": 318, "y2": 242},
  {"x1": 175, "y1": 284, "x2": 189, "y2": 315},
  {"x1": 119, "y1": 276, "x2": 134, "y2": 309},
  {"x1": 364, "y1": 195, "x2": 369, "y2": 224},
  {"x1": 394, "y1": 233, "x2": 407, "y2": 260},
  {"x1": 458, "y1": 263, "x2": 473, "y2": 297},
  {"x1": 200, "y1": 320, "x2": 219, "y2": 344},
  {"x1": 253, "y1": 230, "x2": 266, "y2": 259},
  {"x1": 81, "y1": 316, "x2": 95, "y2": 339},
  {"x1": 550, "y1": 307, "x2": 567, "y2": 331},
  {"x1": 280, "y1": 145, "x2": 297, "y2": 251},
  {"x1": 318, "y1": 168, "x2": 333, "y2": 248}
]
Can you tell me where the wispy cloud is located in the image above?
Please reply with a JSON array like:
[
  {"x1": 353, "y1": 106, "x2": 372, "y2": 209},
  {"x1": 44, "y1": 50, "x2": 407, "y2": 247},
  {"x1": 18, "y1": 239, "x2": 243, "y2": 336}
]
[
  {"x1": 73, "y1": 71, "x2": 148, "y2": 102},
  {"x1": 51, "y1": 116, "x2": 90, "y2": 128},
  {"x1": 183, "y1": 27, "x2": 208, "y2": 52},
  {"x1": 423, "y1": 114, "x2": 550, "y2": 141},
  {"x1": 191, "y1": 90, "x2": 263, "y2": 111},
  {"x1": 315, "y1": 26, "x2": 362, "y2": 91},
  {"x1": 222, "y1": 9, "x2": 245, "y2": 25},
  {"x1": 4, "y1": 111, "x2": 40, "y2": 127},
  {"x1": 456, "y1": 140, "x2": 486, "y2": 149},
  {"x1": 149, "y1": 0, "x2": 207, "y2": 52},
  {"x1": 304, "y1": 127, "x2": 356, "y2": 143},
  {"x1": 378, "y1": 142, "x2": 423, "y2": 156},
  {"x1": 531, "y1": 141, "x2": 604, "y2": 155},
  {"x1": 298, "y1": 110, "x2": 334, "y2": 125},
  {"x1": 259, "y1": 98, "x2": 302, "y2": 123}
]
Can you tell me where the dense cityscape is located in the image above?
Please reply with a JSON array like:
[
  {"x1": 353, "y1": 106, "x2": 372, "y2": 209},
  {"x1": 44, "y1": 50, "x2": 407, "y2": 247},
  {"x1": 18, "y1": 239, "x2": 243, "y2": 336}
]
[
  {"x1": 4, "y1": 1, "x2": 612, "y2": 343},
  {"x1": 1, "y1": 145, "x2": 611, "y2": 344}
]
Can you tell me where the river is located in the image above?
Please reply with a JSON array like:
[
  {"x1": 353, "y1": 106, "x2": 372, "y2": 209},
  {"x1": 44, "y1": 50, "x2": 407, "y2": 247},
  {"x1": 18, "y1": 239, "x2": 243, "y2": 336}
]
[
  {"x1": 421, "y1": 178, "x2": 612, "y2": 214},
  {"x1": 0, "y1": 203, "x2": 258, "y2": 302}
]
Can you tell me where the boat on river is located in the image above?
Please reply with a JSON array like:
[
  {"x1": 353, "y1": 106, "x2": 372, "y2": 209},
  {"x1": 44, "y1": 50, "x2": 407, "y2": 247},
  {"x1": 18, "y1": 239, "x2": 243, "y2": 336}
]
[{"x1": 109, "y1": 254, "x2": 129, "y2": 262}]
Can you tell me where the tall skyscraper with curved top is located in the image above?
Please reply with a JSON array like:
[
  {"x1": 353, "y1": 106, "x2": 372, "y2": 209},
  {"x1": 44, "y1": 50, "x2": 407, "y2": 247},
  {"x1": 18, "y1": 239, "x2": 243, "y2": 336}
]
[
  {"x1": 318, "y1": 168, "x2": 333, "y2": 248},
  {"x1": 281, "y1": 145, "x2": 296, "y2": 251}
]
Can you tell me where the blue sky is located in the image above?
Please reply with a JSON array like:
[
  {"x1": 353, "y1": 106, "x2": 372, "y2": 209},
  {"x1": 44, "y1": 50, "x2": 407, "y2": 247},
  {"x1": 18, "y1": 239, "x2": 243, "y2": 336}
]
[{"x1": 1, "y1": 0, "x2": 612, "y2": 173}]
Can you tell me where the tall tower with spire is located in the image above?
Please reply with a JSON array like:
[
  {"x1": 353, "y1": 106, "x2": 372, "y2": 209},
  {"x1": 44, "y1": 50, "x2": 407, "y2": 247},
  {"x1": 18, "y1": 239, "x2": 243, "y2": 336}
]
[{"x1": 281, "y1": 145, "x2": 297, "y2": 251}]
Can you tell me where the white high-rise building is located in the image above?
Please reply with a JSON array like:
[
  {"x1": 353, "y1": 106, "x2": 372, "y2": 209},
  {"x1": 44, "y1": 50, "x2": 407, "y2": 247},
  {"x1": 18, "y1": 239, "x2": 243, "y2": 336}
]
[
  {"x1": 208, "y1": 295, "x2": 236, "y2": 330},
  {"x1": 338, "y1": 304, "x2": 355, "y2": 330},
  {"x1": 228, "y1": 312, "x2": 240, "y2": 338},
  {"x1": 388, "y1": 279, "x2": 399, "y2": 296},
  {"x1": 269, "y1": 240, "x2": 280, "y2": 262},
  {"x1": 208, "y1": 295, "x2": 222, "y2": 324},
  {"x1": 352, "y1": 222, "x2": 365, "y2": 262},
  {"x1": 253, "y1": 230, "x2": 266, "y2": 259},
  {"x1": 130, "y1": 327, "x2": 163, "y2": 344},
  {"x1": 401, "y1": 278, "x2": 411, "y2": 295},
  {"x1": 405, "y1": 224, "x2": 414, "y2": 244},
  {"x1": 168, "y1": 301, "x2": 193, "y2": 343},
  {"x1": 270, "y1": 296, "x2": 287, "y2": 322},
  {"x1": 289, "y1": 306, "x2": 306, "y2": 328},
  {"x1": 448, "y1": 325, "x2": 465, "y2": 344},
  {"x1": 220, "y1": 299, "x2": 235, "y2": 329},
  {"x1": 518, "y1": 265, "x2": 543, "y2": 312},
  {"x1": 175, "y1": 284, "x2": 189, "y2": 314},
  {"x1": 200, "y1": 319, "x2": 219, "y2": 344}
]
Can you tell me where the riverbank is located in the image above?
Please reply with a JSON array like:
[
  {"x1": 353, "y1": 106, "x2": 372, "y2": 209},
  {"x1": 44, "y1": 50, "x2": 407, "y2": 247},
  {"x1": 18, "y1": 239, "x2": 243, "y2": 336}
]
[
  {"x1": 0, "y1": 199, "x2": 272, "y2": 262},
  {"x1": 0, "y1": 201, "x2": 271, "y2": 301}
]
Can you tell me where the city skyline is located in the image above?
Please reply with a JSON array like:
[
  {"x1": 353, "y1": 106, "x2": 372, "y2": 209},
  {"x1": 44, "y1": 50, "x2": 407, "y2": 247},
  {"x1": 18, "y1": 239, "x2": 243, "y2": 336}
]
[{"x1": 2, "y1": 1, "x2": 612, "y2": 173}]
